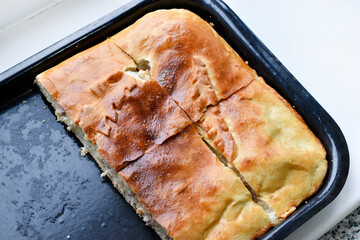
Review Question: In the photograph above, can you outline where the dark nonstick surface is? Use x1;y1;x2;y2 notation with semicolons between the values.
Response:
0;0;349;239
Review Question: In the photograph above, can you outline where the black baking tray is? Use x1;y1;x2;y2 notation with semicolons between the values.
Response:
0;0;349;239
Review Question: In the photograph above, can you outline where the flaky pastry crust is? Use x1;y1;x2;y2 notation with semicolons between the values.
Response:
198;79;327;220
111;9;257;121
36;9;328;240
120;126;271;240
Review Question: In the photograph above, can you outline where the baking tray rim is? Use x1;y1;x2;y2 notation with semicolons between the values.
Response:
0;0;350;239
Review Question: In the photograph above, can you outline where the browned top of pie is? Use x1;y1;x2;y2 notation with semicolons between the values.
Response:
37;39;190;170
36;9;328;239
111;9;257;121
198;79;327;219
120;126;271;240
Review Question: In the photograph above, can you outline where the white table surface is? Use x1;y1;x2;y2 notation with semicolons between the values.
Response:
1;0;359;239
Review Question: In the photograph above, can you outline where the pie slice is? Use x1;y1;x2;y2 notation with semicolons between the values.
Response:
110;9;257;122
197;78;328;221
36;39;191;171
119;125;271;240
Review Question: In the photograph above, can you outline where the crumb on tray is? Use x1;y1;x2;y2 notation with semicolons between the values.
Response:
80;147;89;157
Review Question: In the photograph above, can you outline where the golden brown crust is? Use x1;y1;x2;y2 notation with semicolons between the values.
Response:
93;78;191;171
111;9;256;121
198;79;328;220
38;39;136;123
119;126;270;240
37;39;191;171
36;8;328;239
